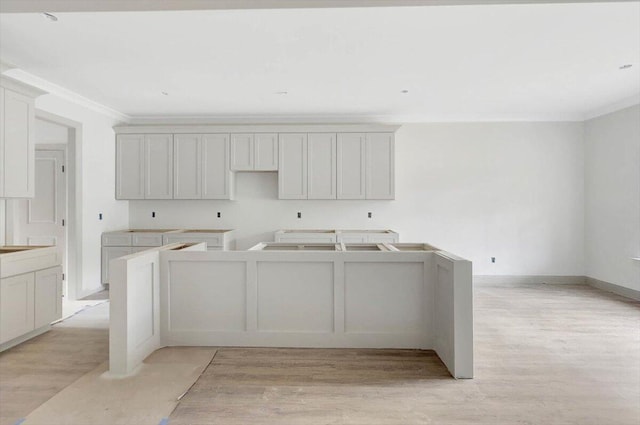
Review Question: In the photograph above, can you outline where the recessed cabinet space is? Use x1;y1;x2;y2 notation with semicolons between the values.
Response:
116;134;173;200
0;76;46;199
174;134;233;200
230;133;278;171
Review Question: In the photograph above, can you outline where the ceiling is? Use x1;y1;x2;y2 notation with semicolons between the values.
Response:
1;2;639;122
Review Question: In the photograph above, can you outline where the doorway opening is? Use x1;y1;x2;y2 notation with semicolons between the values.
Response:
6;111;82;300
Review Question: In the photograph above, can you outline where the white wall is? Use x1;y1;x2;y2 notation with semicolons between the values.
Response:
130;122;585;276
35;118;69;144
34;95;129;298
585;105;640;291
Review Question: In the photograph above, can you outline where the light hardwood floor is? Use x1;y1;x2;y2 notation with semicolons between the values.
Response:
1;283;638;425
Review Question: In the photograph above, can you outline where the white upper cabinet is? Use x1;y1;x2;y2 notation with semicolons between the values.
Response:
366;132;395;200
173;134;232;200
230;133;254;171
0;77;46;199
117;134;174;200
254;133;278;171
307;133;336;200
202;134;232;199
278;133;308;199
337;133;366;199
116;134;145;200
145;134;173;199
114;126;395;201
231;133;278;171
173;134;202;199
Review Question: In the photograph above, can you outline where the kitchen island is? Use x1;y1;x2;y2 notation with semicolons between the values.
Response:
109;241;472;378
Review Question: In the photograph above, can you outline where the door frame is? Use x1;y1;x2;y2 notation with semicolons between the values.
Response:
26;110;82;300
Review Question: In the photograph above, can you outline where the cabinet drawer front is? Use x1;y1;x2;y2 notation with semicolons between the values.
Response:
131;233;164;247
368;234;399;243
102;233;132;246
276;234;337;243
338;235;368;244
163;234;224;248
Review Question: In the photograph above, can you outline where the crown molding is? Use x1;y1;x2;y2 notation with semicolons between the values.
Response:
127;111;585;125
2;69;131;123
0;75;48;98
115;123;402;134
1;0;635;13
582;94;640;121
0;61;17;74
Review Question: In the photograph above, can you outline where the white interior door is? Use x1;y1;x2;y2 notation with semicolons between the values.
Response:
9;149;67;293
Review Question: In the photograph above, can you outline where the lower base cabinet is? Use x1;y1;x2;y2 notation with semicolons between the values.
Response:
0;266;62;346
102;247;140;284
34;267;63;329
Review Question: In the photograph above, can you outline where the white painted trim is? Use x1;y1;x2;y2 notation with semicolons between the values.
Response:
473;275;586;285
128;113;586;125
35;109;83;301
115;123;402;134
0;61;16;74
473;275;640;301
586;277;640;301
0;325;51;353
1;0;634;13
582;94;640;121
5;70;130;123
0;75;47;98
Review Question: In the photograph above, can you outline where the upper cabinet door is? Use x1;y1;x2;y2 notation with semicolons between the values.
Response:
116;134;145;200
336;133;366;200
230;133;254;171
144;134;173;199
2;89;35;198
278;133;308;199
0;89;4;197
173;134;202;199
254;133;278;171
202;134;232;199
366;133;395;200
307;133;336;200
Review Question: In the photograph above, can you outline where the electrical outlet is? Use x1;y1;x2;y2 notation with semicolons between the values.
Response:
152;211;156;218
368;212;372;218
491;257;496;263
217;212;221;218
297;212;302;219
99;213;103;220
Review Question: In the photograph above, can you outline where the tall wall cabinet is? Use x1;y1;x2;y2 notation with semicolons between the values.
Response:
0;76;46;199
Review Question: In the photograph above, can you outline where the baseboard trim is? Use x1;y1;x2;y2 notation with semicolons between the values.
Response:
76;284;106;300
585;277;640;301
0;325;51;353
473;275;585;285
